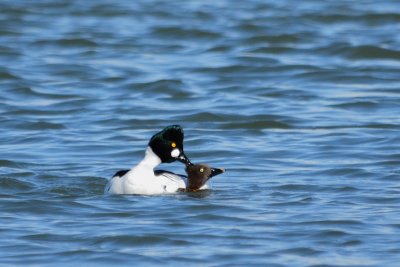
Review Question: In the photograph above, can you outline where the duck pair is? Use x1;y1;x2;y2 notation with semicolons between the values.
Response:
105;125;224;195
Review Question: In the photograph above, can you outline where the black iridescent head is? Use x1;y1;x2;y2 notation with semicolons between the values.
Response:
186;164;225;192
148;125;192;165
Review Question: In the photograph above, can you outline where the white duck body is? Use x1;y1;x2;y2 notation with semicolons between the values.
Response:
105;147;187;195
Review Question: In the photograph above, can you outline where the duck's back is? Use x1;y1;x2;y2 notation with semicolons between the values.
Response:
105;168;187;195
104;170;128;194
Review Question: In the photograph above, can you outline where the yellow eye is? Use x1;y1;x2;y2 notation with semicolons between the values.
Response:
171;142;176;148
200;168;204;173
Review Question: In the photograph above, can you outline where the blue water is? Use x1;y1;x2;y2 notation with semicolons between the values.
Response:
1;0;400;266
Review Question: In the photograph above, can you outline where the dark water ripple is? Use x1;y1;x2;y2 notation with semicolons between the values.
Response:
1;0;400;266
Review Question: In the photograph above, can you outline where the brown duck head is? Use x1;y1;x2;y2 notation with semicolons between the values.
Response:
185;164;225;192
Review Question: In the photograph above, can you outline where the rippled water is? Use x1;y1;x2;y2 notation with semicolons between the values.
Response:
1;0;400;266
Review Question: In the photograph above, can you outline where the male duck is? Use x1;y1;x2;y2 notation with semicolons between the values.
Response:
105;125;193;195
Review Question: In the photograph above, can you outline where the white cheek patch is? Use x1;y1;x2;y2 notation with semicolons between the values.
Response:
171;148;180;158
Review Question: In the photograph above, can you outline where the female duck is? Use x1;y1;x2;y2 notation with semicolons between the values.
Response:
184;164;225;192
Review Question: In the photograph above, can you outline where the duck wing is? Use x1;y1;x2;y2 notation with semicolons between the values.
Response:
154;170;187;191
154;170;186;179
112;169;130;178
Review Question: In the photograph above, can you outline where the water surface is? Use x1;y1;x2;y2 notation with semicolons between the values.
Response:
1;0;400;266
